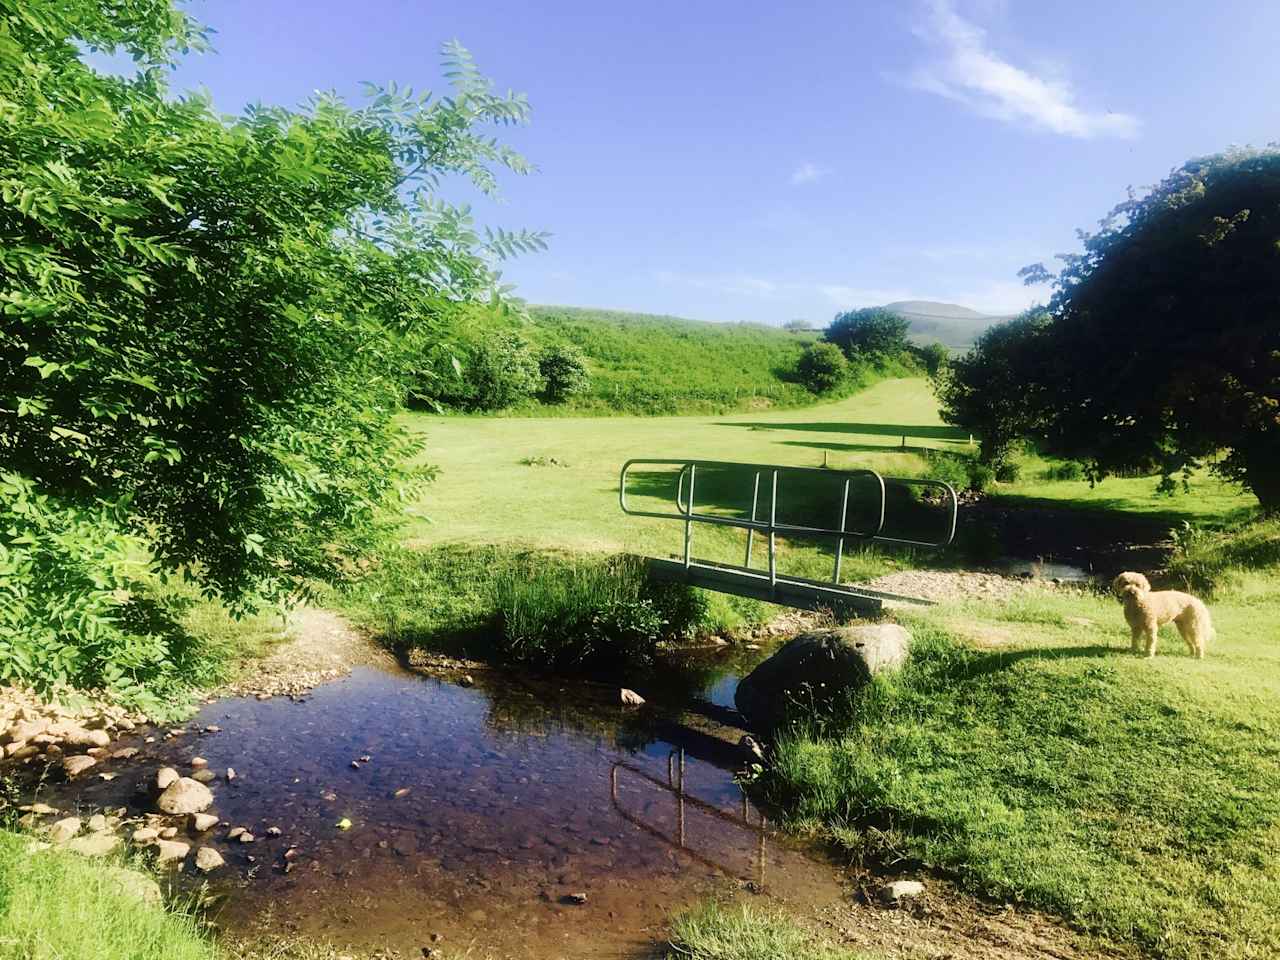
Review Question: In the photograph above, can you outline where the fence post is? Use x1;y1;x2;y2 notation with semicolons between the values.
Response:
683;464;696;568
768;470;778;586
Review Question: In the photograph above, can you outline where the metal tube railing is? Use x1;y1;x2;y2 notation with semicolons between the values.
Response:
619;460;957;581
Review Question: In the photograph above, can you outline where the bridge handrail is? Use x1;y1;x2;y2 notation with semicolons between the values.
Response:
619;458;957;586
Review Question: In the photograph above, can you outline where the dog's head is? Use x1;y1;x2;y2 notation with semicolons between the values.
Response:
1111;571;1150;600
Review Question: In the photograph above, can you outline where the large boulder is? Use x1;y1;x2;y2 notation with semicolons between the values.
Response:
734;624;911;735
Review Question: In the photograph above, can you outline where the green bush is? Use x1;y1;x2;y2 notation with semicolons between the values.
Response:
966;461;995;492
1042;461;1084;481
537;344;590;403
795;342;848;394
417;332;542;412
824;307;911;359
994;460;1022;483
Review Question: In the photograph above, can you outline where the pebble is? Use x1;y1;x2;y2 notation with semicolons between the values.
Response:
155;767;179;791
192;769;216;784
459;675;475;687
228;827;246;840
87;814;107;833
561;892;589;905
160;827;178;839
65;833;121;857
190;757;208;769
267;826;282;836
620;688;645;706
132;827;160;843
20;803;58;816
226;767;237;781
191;813;219;832
239;833;256;844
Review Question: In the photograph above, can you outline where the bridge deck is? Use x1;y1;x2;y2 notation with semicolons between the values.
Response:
646;557;936;615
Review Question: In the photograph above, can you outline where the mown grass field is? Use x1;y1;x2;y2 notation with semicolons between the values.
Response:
402;377;968;561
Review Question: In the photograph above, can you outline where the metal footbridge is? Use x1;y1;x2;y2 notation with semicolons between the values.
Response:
619;459;958;614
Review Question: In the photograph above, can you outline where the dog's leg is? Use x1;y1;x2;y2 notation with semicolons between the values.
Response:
1129;624;1143;654
1143;621;1159;658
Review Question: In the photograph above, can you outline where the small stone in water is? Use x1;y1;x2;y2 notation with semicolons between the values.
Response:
225;767;236;781
561;892;589;905
393;788;411;799
350;760;360;769
192;769;215;784
204;725;221;733
238;832;255;843
190;757;207;769
359;755;371;763
267;826;282;836
458;675;475;687
160;827;178;839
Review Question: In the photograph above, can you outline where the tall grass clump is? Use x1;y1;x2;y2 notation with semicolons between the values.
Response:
666;901;867;960
1165;515;1280;599
337;544;709;673
0;829;216;960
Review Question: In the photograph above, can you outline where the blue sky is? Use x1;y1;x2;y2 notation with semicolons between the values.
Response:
157;0;1280;323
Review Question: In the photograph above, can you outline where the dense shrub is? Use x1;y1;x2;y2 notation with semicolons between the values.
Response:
537;344;590;403
418;332;543;411
795;342;849;393
824;308;911;359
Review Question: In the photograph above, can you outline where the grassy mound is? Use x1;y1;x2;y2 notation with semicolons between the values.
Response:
0;830;215;960
667;902;869;960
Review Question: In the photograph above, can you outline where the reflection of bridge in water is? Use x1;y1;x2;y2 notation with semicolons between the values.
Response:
610;748;769;887
620;459;958;614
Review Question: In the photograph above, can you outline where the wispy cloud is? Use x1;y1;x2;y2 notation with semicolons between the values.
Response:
902;0;1138;139
789;161;829;186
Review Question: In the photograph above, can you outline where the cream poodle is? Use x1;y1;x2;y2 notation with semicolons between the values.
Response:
1111;571;1213;659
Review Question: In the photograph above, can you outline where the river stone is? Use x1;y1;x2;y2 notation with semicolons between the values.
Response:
101;866;163;905
154;839;190;864
155;767;179;791
191;768;216;783
734;624;911;735
191;813;218;832
195;847;225;873
157;777;214;814
63;755;97;777
48;817;81;843
619;688;645;707
132;827;160;843
87;813;107;832
66;832;121;857
880;879;925;903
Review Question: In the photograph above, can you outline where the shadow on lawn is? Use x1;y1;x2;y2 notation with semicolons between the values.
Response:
963;644;1119;677
718;420;969;441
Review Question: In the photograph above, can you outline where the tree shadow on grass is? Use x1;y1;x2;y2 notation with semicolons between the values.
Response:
717;420;969;440
961;644;1119;678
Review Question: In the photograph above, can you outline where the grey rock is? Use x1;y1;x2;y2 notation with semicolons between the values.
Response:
101;866;162;905
155;767;179;791
65;833;121;857
191;813;219;832
734;624;911;735
111;747;139;760
87;814;108;833
195;846;225;873
154;839;190;864
48;817;81;843
880;879;925;904
156;777;214;814
191;768;216;784
62;755;97;777
160;827;178;839
132;827;160;843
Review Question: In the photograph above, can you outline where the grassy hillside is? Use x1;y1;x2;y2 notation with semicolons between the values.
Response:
511;305;903;415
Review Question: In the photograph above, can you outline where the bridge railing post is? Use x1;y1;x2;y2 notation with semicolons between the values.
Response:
744;471;760;569
768;469;778;586
833;477;850;584
683;464;696;569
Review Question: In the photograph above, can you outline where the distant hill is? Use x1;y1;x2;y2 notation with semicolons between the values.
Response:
880;300;1014;351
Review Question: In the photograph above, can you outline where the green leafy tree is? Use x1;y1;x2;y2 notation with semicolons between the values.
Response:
537;344;590;404
917;341;949;377
1;0;544;699
1014;148;1280;508
935;311;1052;467
824;307;911;358
795;342;848;394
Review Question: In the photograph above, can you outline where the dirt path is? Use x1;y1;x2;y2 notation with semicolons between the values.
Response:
221;607;396;699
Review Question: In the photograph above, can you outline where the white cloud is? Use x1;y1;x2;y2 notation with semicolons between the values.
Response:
790;162;829;185
903;0;1138;139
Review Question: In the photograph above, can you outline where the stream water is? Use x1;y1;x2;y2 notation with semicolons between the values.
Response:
21;655;848;959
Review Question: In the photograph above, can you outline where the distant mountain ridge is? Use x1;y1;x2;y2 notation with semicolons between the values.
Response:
880;300;1013;350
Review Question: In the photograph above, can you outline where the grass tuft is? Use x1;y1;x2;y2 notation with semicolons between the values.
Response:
666;901;870;960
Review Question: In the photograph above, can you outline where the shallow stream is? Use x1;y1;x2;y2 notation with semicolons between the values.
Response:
23;653;848;959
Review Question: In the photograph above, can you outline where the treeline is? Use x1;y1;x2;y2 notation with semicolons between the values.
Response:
410;305;935;416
